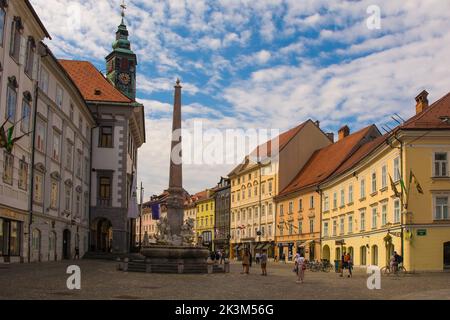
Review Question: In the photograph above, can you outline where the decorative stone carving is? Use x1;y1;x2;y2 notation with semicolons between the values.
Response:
180;218;196;246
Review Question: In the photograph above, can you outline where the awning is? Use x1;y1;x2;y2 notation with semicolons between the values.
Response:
261;243;272;250
254;243;264;250
298;240;313;248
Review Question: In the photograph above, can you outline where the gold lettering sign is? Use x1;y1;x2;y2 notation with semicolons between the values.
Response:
0;208;25;221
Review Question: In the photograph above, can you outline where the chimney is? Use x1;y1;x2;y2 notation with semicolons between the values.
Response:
415;90;429;114
326;132;334;142
315;120;320;128
338;125;350;141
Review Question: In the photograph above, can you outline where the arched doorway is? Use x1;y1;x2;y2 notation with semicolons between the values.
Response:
48;231;57;261
322;245;331;261
444;242;450;269
63;229;71;260
371;245;379;266
386;243;395;266
335;247;341;261
31;229;41;262
91;218;113;252
360;246;367;266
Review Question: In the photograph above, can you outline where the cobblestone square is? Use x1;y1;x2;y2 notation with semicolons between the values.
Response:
1;260;449;300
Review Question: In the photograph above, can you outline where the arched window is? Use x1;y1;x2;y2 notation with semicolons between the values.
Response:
371;245;378;266
360;246;367;265
9;16;23;61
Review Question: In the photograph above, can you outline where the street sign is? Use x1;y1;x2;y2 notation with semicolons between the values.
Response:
417;229;427;236
335;240;345;245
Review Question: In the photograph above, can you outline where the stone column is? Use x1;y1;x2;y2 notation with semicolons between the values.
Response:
167;79;184;237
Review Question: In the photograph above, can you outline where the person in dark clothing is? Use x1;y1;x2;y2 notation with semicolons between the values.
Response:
249;252;253;267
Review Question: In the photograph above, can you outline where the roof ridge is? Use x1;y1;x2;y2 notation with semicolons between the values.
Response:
402;91;450;127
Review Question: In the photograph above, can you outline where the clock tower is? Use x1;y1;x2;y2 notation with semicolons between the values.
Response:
106;1;137;101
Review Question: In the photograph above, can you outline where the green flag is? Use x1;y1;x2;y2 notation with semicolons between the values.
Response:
0;117;9;148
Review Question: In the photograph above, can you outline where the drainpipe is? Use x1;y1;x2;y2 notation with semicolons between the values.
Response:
28;81;39;263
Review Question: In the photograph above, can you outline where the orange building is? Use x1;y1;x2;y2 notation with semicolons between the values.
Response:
275;125;381;261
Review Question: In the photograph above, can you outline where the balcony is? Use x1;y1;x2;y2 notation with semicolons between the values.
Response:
97;198;112;208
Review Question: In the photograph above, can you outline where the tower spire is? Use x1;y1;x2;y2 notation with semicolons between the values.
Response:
120;0;127;23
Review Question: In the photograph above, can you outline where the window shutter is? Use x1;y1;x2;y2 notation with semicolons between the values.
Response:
32;52;40;80
19;35;27;65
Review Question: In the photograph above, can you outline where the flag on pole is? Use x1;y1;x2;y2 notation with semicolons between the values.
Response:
398;171;408;196
389;174;401;198
410;170;424;194
151;202;160;220
127;173;139;219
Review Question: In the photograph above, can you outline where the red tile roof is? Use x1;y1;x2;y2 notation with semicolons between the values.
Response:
229;120;313;177
401;92;450;130
278;125;380;197
59;60;132;104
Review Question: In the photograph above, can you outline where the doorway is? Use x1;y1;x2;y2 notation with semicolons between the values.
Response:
444;242;450;269
63;229;71;260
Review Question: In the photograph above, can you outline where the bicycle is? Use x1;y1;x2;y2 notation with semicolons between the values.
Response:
320;260;333;273
381;263;407;276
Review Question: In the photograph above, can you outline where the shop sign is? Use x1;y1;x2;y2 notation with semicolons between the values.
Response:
417;229;427;236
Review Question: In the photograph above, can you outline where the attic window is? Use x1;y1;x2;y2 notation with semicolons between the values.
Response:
94;89;102;95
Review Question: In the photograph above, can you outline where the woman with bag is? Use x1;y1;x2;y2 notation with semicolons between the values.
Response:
295;253;306;283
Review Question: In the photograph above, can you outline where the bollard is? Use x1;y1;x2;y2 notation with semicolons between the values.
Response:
224;259;230;273
123;258;129;272
207;258;214;274
116;258;122;271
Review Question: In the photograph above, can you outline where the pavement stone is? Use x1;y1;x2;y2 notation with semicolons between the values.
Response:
0;260;449;300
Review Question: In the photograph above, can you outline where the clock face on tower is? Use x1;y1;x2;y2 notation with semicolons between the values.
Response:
118;72;131;85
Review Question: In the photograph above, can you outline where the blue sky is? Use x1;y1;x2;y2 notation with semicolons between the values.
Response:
31;0;450;198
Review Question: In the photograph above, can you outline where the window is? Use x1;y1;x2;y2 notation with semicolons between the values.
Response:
39;67;49;94
333;192;337;209
279;204;284;216
36;119;46;153
360;178;366;199
339;217;344;235
0;8;5;46
348;215;353;233
381;165;387;189
288;201;293;214
99;126;113;148
50;181;58;208
76;152;82;178
66;143;73;170
9;17;22;61
268;181;273;193
360;209;366;231
268;225;272;237
372;207;377;229
289;223;293;235
242;189;245;200
24;37;36;77
232;194;235;203
6;84;17;121
434;196;449;220
298;199;303;211
394;199;401;223
237;192;240;201
65;185;72;212
34;174;43;203
78;116;83;132
254;185;257;196
18;160;28;190
348;185;354;203
380;204;387;226
434;153;448;177
52;132;61;162
268;203;273;215
261;205;266;216
310;196;314;209
99;177;111;206
242;211;246;221
393;157;400;182
298;221;303;234
371;171;377;194
248;188;251;198
310;219;314;234
56;85;64;108
324;194;329;211
21;99;31;133
69;104;74;121
324;222;329;237
332;220;337;236
2;152;13;185
340;189;345;207
262;183;265;194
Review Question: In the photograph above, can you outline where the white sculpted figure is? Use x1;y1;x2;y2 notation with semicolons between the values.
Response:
154;216;172;243
180;218;196;246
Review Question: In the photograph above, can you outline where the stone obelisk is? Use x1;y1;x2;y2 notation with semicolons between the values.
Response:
166;79;184;237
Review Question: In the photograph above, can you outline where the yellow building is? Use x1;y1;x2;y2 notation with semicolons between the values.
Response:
229;120;333;259
275;125;381;262
321;90;450;271
195;190;216;251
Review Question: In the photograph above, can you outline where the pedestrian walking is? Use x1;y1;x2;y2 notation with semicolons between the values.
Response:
282;252;287;264
241;249;250;274
249;251;253;268
295;253;306;283
74;246;80;260
260;250;268;276
255;252;261;264
340;252;347;277
347;253;353;278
